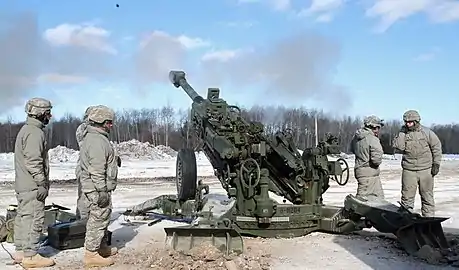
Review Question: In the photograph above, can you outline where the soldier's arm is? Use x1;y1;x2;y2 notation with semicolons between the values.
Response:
23;131;46;187
75;123;88;148
428;130;442;165
392;130;406;152
369;138;383;166
87;141;108;192
349;136;356;154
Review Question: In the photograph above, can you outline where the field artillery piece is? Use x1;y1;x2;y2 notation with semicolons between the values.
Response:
155;70;450;259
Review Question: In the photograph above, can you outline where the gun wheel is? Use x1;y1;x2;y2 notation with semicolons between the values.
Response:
334;158;350;186
176;149;198;201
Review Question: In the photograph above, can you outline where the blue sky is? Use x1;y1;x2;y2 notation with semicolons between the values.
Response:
0;0;458;125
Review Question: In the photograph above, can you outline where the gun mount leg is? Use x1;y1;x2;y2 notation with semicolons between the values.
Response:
164;226;244;256
343;194;450;256
176;149;197;201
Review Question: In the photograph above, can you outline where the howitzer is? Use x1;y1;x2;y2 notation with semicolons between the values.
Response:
163;70;450;260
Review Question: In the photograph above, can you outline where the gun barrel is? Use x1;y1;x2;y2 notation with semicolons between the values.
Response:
169;70;204;103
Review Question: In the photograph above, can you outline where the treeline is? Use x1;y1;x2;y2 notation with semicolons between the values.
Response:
0;106;458;154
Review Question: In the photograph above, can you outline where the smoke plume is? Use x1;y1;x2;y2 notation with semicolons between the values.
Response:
0;13;42;113
199;32;352;111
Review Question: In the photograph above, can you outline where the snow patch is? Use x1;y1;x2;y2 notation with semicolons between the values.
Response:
44;139;179;164
113;139;177;160
48;145;79;163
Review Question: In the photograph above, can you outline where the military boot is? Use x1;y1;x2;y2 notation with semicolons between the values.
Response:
99;245;118;257
12;251;23;264
84;250;114;268
22;253;55;268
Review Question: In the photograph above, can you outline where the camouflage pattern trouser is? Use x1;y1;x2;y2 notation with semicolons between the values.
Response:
14;190;45;257
76;176;89;220
356;176;385;200
401;168;435;217
83;192;112;251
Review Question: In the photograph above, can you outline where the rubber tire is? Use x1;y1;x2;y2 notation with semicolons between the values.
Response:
176;148;197;201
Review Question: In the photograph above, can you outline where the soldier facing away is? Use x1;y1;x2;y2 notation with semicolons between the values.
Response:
392;110;442;217
350;115;385;200
79;105;119;267
75;106;96;220
13;98;55;268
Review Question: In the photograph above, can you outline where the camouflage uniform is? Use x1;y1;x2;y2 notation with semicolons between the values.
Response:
392;110;442;217
79;105;119;267
75;106;95;220
76;106;122;220
350;115;385;200
13;98;55;268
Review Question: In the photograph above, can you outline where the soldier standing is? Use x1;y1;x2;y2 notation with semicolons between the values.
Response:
392;110;442;217
75;106;121;220
75;106;95;220
13;98;55;268
79;105;119;267
350;115;385;200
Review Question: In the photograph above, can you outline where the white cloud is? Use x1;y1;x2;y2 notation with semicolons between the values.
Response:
429;1;459;22
237;0;291;11
412;47;441;62
298;0;345;22
176;35;211;49
270;0;291;11
139;31;210;50
43;23;117;54
366;0;459;33
305;0;345;14
201;49;245;62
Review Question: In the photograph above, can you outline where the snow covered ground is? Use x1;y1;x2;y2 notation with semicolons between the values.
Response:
0;140;458;269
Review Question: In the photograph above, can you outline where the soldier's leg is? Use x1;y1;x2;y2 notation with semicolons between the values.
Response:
76;179;81;219
13;193;25;262
356;177;371;198
356;176;384;199
20;191;55;268
76;177;89;220
83;192;113;267
98;197;117;258
401;169;419;211
372;175;385;200
418;169;435;217
14;194;24;251
84;192;112;251
20;191;45;257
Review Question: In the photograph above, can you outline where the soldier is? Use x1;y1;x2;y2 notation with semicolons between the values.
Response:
75;106;122;220
392;110;442;217
13;98;55;268
75;106;95;220
79;105;119;267
350;115;385;200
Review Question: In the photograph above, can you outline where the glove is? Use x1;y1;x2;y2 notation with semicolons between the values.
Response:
97;191;110;208
400;126;407;133
431;163;440;176
117;156;122;167
36;186;48;201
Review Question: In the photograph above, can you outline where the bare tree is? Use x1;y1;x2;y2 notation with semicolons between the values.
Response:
0;106;456;154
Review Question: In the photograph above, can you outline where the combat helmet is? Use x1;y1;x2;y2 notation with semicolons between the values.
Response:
403;110;420;122
83;105;97;121
363;115;384;128
87;105;115;124
24;98;52;116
